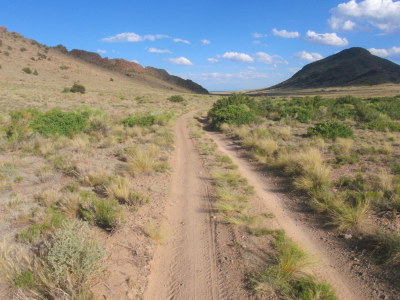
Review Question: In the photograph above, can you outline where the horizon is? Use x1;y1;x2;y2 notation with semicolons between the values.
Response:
1;0;400;91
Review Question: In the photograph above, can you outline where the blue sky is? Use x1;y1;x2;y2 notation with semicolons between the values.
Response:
1;0;400;91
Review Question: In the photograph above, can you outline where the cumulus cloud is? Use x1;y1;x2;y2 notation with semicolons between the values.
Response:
173;38;190;44
253;52;282;64
272;28;300;38
96;49;107;54
222;52;254;63
102;32;169;42
306;30;348;46
207;58;219;63
295;51;324;62
329;0;400;32
201;39;211;45
252;32;267;38
220;51;286;64
168;57;193;65
147;47;171;53
190;71;269;81
369;46;400;58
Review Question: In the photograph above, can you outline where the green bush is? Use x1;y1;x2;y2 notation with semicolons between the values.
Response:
210;104;257;128
31;109;89;137
308;121;353;139
70;83;86;94
22;67;32;74
121;115;156;127
208;94;259;128
168;95;184;103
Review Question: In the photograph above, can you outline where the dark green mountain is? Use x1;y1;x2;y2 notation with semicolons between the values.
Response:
271;47;400;89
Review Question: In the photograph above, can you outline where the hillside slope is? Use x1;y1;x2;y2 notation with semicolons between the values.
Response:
0;28;207;113
271;47;400;89
64;48;208;94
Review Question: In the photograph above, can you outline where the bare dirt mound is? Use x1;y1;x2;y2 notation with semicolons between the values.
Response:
144;113;246;300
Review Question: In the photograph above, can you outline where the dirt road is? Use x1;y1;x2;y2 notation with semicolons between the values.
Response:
144;113;223;300
145;113;368;300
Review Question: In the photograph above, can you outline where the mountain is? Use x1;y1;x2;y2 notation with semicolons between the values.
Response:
270;47;400;89
58;48;208;94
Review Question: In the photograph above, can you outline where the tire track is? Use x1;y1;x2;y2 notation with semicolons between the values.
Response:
144;113;223;300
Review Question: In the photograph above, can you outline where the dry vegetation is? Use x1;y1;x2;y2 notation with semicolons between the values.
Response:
209;94;400;289
0;29;216;299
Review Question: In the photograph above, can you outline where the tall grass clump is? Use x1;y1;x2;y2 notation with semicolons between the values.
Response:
79;196;124;231
251;231;337;299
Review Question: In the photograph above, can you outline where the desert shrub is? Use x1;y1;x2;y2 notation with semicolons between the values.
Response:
308;121;353;139
20;47;26;52
22;67;32;74
59;65;69;70
122;114;156;127
364;120;400;132
168;95;184;102
1;221;105;299
31;109;89;137
208;94;259;128
70;83;86;94
209;104;257;128
32;69;38;76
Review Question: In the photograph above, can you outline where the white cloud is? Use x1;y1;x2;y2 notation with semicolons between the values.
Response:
131;60;139;64
173;38;190;44
329;17;356;31
96;49;107;54
168;57;193;65
190;71;269;81
207;58;219;63
220;51;286;64
252;32;267;38
252;40;262;45
201;39;211;45
222;52;254;63
255;52;288;64
272;28;300;38
147;47;171;53
329;0;400;33
295;51;324;62
369;46;400;58
306;30;348;46
102;32;169;42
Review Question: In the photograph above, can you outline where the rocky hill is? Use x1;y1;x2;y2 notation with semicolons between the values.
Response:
59;48;208;94
270;47;400;89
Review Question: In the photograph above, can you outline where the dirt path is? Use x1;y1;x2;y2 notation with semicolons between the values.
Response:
207;131;368;300
144;113;223;300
